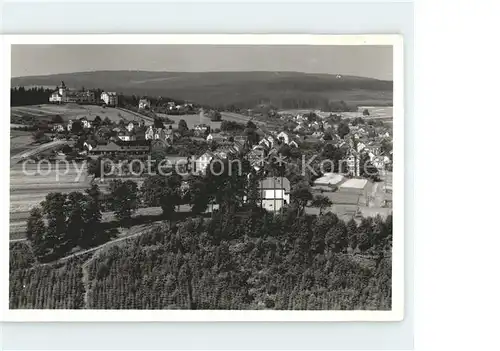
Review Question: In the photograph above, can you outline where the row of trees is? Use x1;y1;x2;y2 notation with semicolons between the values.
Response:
11;87;52;106
26;185;106;261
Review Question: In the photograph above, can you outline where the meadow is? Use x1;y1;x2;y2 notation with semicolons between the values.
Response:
11;104;149;124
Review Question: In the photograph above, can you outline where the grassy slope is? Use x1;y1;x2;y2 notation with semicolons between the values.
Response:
12;71;393;107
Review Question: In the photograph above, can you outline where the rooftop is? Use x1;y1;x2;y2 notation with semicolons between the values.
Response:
259;177;291;192
313;173;345;186
339;178;369;190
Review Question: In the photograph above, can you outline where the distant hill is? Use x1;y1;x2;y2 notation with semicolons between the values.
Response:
11;71;393;109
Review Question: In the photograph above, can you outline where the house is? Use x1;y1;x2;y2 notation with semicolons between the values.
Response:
289;140;299;148
247;146;267;171
88;140;151;158
345;150;361;177
52;124;65;133
230;140;245;155
356;142;366;153
101;92;118;106
293;124;306;132
206;133;227;143
126;121;138;133
309;121;322;130
323;121;336;131
257;177;291;212
83;140;98;152
117;130;136;142
195;152;215;175
365;142;382;155
138;98;151;110
370;154;391;173
295;114;306;122
79;117;92;129
194;124;210;135
145;125;155;140
312;131;324;139
277;131;290;145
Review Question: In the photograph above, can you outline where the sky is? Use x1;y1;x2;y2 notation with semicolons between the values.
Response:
11;45;393;80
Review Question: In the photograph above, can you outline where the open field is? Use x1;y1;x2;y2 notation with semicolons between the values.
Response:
11;104;152;125
278;106;393;120
10;139;69;165
357;106;393;118
10;163;92;214
10;130;34;156
157;112;222;129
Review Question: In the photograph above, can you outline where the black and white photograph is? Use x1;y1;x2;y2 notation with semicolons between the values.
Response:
3;35;403;321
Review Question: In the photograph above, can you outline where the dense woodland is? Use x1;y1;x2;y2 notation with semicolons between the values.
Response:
11;87;52;106
10;208;392;310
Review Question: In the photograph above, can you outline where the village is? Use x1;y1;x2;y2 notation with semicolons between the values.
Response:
8;42;398;314
10;81;393;235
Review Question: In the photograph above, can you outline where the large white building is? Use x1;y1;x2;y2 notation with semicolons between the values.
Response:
101;92;118;106
49;81;96;104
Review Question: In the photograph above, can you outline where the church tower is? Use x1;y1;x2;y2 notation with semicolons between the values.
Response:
58;81;67;101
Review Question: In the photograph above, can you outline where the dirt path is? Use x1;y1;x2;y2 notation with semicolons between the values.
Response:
116;107;154;124
10;139;67;165
81;251;97;309
34;222;163;268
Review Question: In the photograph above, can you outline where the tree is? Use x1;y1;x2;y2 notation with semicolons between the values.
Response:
311;195;333;215
26;206;45;243
321;144;347;173
244;120;259;145
41;193;69;256
51;115;64;124
109;180;139;222
93;116;102;127
87;158;110;179
178;119;188;134
209;110;222;122
185;176;211;214
323;132;333;141
360;152;380;181
32;130;46;143
61;144;72;154
65;192;88;248
337;122;350;139
346;218;358;250
82;184;104;247
71;120;84;134
363;109;370;116
102;117;112;125
154;118;165;129
141;174;181;220
291;183;313;215
278;144;291;158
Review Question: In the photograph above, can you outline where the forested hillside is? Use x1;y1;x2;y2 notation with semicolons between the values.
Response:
12;71;393;109
10;209;392;310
